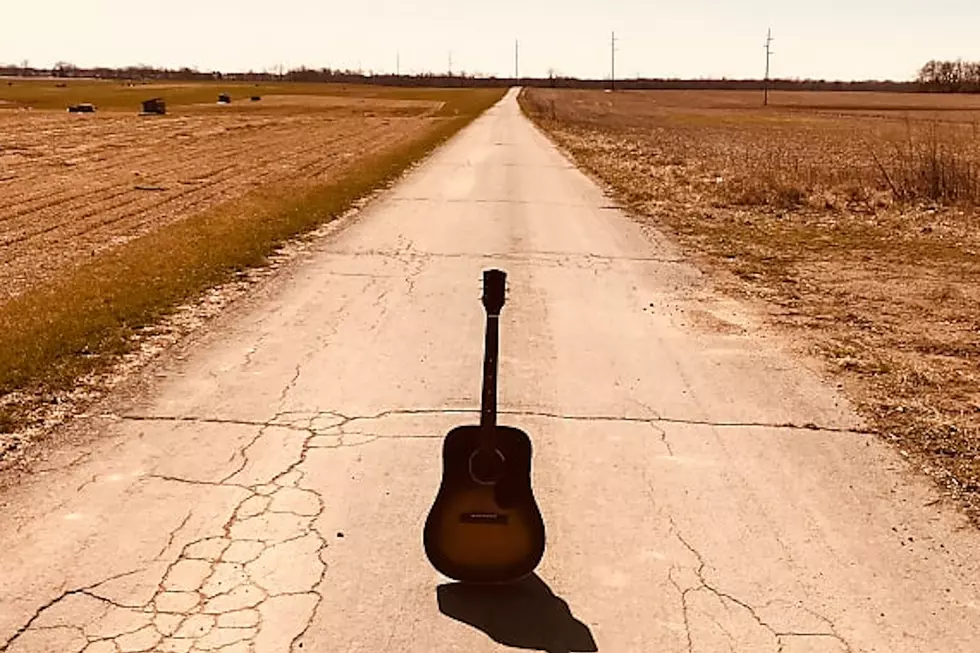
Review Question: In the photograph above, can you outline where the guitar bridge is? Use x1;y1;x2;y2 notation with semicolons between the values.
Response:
460;512;509;525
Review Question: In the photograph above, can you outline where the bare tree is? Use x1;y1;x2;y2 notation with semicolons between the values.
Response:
966;62;980;90
917;60;939;86
53;61;77;77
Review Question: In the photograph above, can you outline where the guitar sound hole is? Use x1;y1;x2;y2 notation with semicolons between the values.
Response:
469;449;506;485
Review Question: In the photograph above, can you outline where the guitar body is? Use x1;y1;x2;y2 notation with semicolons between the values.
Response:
424;425;545;584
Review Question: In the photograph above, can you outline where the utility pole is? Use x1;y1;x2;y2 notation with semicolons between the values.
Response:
611;31;617;91
764;28;774;106
515;39;519;81
396;51;400;76
448;51;453;76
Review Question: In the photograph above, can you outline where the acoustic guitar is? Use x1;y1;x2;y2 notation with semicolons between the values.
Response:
423;269;546;584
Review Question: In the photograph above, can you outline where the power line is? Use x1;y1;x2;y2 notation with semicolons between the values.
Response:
764;28;774;106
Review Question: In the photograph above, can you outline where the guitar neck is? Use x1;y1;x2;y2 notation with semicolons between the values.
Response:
479;313;500;440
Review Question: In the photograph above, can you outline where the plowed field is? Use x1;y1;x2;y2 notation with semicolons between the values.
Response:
0;100;440;301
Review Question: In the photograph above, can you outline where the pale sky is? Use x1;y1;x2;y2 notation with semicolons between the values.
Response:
2;1;977;81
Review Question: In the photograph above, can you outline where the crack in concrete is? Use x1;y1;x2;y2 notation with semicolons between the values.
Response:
219;423;274;485
1;592;89;653
242;331;271;369
251;416;329;652
123;415;276;429
0;568;147;653
667;517;854;653
776;632;855;653
34;451;93;475
667;565;695;653
648;422;675;457
7;455;330;651
76;473;100;494
277;364;304;409
403;254;426;298
320;271;400;280
324;247;686;267
365;278;394;333
500;409;871;436
157;511;194;560
119;407;870;438
703;609;740;653
146;474;251;490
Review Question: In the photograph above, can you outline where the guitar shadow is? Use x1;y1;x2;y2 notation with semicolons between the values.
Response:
437;573;598;653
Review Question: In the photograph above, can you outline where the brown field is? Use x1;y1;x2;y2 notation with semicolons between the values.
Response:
0;96;441;302
521;88;980;524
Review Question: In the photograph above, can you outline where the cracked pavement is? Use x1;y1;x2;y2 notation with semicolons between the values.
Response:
3;89;980;652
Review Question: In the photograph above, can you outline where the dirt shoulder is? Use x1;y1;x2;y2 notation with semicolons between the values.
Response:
520;88;980;525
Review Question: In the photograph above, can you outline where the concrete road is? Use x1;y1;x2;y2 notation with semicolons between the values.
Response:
2;88;979;653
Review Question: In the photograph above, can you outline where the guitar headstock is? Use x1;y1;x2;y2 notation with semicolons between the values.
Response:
481;269;507;317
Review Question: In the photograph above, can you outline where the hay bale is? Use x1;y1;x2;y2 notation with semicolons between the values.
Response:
218;93;231;104
140;98;166;115
67;103;96;113
250;95;261;101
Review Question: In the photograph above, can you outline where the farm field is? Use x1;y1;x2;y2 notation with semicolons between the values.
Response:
0;78;470;112
520;87;980;523
0;97;441;301
0;81;473;302
0;79;503;447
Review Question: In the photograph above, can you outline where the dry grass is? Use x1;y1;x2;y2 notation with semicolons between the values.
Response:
521;88;980;524
523;89;980;211
0;86;504;448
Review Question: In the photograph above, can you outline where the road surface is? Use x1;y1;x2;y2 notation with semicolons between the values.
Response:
2;88;978;653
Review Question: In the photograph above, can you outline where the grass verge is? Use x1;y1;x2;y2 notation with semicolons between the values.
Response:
0;87;505;442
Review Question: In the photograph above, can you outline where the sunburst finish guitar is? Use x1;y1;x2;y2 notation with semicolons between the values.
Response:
423;269;546;584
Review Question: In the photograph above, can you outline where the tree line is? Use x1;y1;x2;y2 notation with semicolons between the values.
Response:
3;61;974;93
917;60;980;92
